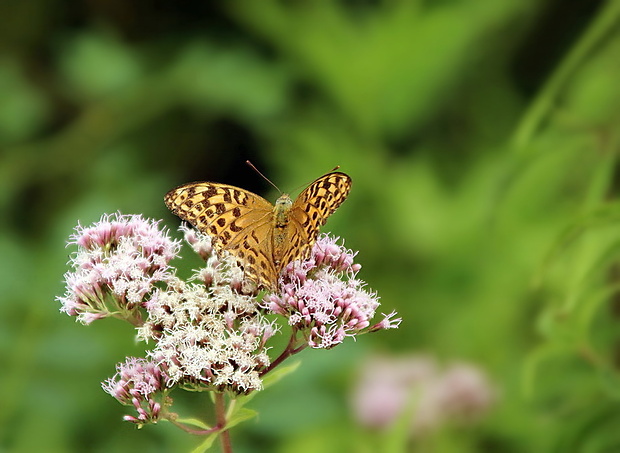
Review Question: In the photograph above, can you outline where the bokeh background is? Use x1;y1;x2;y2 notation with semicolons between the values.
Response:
2;1;620;452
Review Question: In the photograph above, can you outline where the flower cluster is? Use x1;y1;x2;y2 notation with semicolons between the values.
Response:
351;355;495;434
265;235;400;348
139;280;274;393
102;357;170;424
58;213;399;427
57;213;180;324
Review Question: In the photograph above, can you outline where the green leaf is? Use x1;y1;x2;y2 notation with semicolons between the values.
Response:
537;201;620;286
522;343;573;398
175;417;211;430
189;433;218;453
225;408;258;430
597;366;620;400
262;361;301;389
578;284;620;342
225;361;301;413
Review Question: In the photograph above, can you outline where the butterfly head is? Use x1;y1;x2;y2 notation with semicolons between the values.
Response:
275;193;292;206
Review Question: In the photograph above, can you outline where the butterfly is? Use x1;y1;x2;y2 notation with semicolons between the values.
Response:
164;170;352;291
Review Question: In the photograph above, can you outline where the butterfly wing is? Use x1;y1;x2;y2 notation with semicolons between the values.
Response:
280;171;352;270
165;171;352;291
164;182;278;287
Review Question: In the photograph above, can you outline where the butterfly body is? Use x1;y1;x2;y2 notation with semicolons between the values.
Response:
274;194;293;228
165;171;352;291
271;194;293;267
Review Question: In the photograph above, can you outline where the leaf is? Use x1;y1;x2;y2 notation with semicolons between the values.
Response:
224;360;301;414
578;284;620;342
216;361;300;430
522;343;573;398
190;433;218;453
597;366;620;400
225;408;258;430
174;417;211;430
262;361;301;389
536;201;620;287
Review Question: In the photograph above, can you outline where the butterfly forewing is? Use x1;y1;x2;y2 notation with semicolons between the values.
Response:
164;171;352;291
165;182;272;247
281;172;352;271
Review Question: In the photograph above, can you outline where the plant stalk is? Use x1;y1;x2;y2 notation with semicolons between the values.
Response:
215;392;233;453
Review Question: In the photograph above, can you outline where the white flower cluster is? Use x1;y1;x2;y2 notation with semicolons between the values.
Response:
138;275;273;393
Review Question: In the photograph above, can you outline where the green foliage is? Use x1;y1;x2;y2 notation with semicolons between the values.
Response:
0;60;49;144
2;0;620;452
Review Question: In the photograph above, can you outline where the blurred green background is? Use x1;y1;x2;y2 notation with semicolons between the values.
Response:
2;0;620;452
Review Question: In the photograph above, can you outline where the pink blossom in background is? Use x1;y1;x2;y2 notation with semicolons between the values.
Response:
351;355;495;435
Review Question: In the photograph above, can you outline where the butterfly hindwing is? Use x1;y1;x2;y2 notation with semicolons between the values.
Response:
226;218;277;288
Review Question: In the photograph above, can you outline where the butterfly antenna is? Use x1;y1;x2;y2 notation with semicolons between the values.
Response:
246;160;281;194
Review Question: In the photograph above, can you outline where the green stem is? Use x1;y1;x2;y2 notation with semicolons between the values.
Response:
215;393;233;453
167;418;219;436
259;328;303;377
511;0;620;150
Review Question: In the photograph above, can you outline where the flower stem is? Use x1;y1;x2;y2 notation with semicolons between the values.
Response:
110;310;143;327
167;418;219;436
260;329;305;376
215;392;233;453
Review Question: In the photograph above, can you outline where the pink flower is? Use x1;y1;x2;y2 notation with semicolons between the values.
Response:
102;356;170;424
180;224;213;261
353;355;437;428
265;235;400;348
57;213;181;324
351;355;495;435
